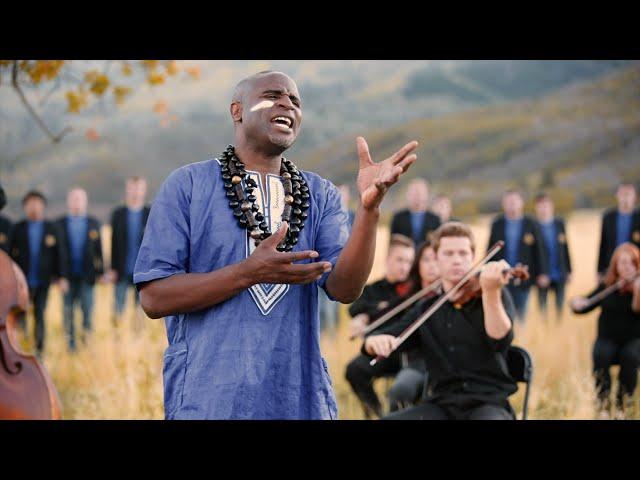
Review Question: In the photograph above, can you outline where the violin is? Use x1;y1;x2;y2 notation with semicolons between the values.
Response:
0;250;62;419
619;273;639;294
370;240;520;366
574;273;640;311
449;263;530;308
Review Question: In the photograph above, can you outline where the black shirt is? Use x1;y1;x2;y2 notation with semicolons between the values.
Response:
55;215;105;284
8;219;69;286
487;214;549;286
109;205;151;278
348;278;404;319
573;283;640;342
390;209;441;245
0;214;11;254
597;208;640;275
363;288;518;407
350;278;427;368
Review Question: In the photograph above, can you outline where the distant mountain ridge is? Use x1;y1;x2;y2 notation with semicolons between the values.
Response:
0;60;636;221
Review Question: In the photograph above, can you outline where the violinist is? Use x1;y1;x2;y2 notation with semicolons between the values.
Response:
386;239;441;412
363;222;519;420
345;234;415;418
570;242;640;413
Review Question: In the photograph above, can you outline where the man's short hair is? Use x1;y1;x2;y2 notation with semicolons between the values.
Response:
535;192;552;203
388;234;415;254
431;221;476;254
22;190;47;206
127;176;146;183
617;182;637;193
503;188;522;198
409;177;430;190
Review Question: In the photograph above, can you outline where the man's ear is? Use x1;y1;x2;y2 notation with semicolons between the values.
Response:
230;102;242;123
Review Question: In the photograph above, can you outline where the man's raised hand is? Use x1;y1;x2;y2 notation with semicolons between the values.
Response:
356;136;418;211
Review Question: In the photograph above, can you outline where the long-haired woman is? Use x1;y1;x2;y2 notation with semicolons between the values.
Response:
571;242;640;413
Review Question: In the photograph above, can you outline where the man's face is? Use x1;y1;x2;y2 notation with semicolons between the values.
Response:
24;197;45;221
407;181;429;212
126;179;147;205
502;192;524;219
432;197;451;221
419;246;440;284
67;188;88;216
233;73;302;154
386;245;415;283
616;185;637;212
535;198;554;221
436;236;474;284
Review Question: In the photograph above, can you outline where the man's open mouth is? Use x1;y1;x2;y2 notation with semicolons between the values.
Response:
271;115;293;131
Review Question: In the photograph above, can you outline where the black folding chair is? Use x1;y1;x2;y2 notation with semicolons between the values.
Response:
506;345;534;420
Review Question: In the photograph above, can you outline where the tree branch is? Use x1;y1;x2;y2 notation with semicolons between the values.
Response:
38;76;61;107
11;61;72;143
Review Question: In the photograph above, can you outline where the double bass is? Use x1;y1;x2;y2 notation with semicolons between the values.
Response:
0;250;62;419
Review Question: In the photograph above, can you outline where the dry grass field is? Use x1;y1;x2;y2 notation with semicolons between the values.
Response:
17;209;639;419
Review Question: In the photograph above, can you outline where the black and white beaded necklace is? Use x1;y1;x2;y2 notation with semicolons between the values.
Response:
219;145;310;252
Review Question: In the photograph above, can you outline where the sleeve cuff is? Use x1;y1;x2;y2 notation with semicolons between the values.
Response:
133;268;185;287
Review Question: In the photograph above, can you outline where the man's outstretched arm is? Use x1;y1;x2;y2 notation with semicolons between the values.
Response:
325;137;418;303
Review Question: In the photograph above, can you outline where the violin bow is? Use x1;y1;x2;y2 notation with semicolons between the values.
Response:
369;240;505;366
350;279;444;341
579;273;640;310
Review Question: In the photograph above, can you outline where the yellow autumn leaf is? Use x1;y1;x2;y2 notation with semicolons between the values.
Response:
165;60;179;76
92;76;110;96
147;72;166;85
27;60;64;84
85;71;110;96
185;65;201;80
66;89;88;113
113;85;132;105
121;62;133;76
141;60;159;71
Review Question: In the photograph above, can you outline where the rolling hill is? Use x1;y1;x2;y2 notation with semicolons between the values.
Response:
0;60;636;220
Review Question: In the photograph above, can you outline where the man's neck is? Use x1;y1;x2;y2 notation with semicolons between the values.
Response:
126;202;143;211
442;279;455;293
385;275;400;285
409;207;426;214
422;278;436;289
234;141;283;176
618;206;633;215
505;213;523;221
537;215;553;224
28;217;43;223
